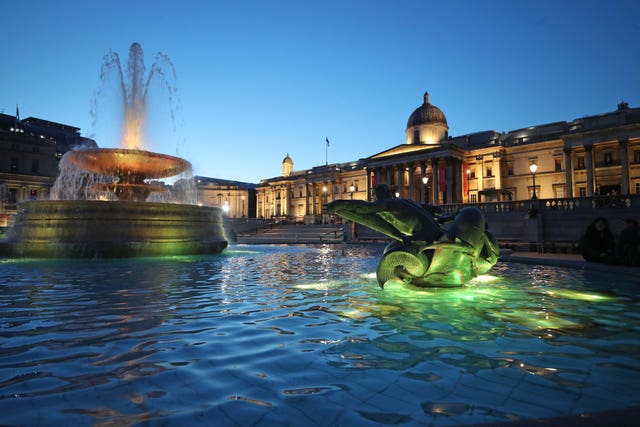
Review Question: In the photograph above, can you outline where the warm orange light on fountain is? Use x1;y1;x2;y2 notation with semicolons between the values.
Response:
121;109;147;150
65;148;191;201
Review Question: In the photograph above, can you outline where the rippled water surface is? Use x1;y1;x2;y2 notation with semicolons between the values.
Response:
1;244;640;426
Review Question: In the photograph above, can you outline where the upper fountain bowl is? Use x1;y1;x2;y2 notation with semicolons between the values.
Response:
65;148;191;179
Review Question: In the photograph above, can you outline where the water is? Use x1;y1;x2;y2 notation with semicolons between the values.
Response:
1;244;639;426
90;42;179;152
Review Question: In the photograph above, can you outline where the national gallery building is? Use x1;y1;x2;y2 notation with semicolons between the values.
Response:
253;92;640;222
2;93;639;225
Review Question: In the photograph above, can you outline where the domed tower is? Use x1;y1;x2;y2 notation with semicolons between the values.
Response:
282;153;293;177
405;92;448;145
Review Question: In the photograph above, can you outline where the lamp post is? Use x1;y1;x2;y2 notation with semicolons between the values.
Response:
529;162;538;199
322;185;327;222
422;175;429;203
466;168;471;202
349;183;355;199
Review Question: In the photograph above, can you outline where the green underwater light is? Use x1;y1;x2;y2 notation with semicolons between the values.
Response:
470;274;502;283
293;280;348;290
543;289;616;302
223;248;263;255
490;309;583;330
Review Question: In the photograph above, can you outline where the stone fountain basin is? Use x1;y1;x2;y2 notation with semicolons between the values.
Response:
65;148;191;179
1;200;228;258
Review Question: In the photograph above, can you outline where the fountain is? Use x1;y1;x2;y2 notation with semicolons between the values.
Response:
0;43;227;258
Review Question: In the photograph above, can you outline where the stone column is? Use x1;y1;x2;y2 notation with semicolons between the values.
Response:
563;147;573;197
408;163;415;201
432;158;439;204
310;183;316;215
305;183;310;215
585;145;594;196
385;166;391;188
396;165;403;197
445;159;454;204
282;186;287;217
620;139;630;194
420;160;427;204
493;155;502;193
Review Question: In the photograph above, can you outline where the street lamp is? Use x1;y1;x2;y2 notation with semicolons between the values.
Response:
422;175;429;203
349;183;355;199
322;185;328;222
466;168;471;202
529;162;538;199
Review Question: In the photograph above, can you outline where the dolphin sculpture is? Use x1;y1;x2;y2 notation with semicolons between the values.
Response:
326;185;498;288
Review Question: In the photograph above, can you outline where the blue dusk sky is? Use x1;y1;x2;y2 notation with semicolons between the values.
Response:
1;0;639;183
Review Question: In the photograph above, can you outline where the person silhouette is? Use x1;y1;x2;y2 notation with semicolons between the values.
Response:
579;216;615;263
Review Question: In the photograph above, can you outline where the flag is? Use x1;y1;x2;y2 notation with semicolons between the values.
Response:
326;137;330;147
438;163;447;193
463;162;468;196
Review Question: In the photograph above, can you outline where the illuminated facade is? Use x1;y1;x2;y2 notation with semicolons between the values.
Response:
0;114;96;226
255;155;367;223
195;176;256;218
256;93;640;221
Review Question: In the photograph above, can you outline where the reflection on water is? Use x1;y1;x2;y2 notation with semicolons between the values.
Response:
1;244;639;426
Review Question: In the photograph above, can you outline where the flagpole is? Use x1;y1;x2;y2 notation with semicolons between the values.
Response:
14;104;20;131
325;137;329;165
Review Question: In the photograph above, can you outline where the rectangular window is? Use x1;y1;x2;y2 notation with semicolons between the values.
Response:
470;194;477;203
604;152;613;165
554;158;562;172
636;183;640;194
577;156;585;169
554;186;565;198
485;166;493;177
634;150;640;163
507;162;514;176
10;158;19;172
31;159;39;173
8;188;17;203
579;187;586;197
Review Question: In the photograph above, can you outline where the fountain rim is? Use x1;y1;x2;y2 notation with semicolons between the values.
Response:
64;148;192;179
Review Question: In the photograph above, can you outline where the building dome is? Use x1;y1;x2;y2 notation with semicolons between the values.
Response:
405;92;449;145
282;153;293;177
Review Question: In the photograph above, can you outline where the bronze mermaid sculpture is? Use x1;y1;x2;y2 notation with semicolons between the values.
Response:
327;184;498;288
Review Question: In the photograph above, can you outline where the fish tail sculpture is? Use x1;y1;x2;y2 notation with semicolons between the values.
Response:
376;242;430;288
